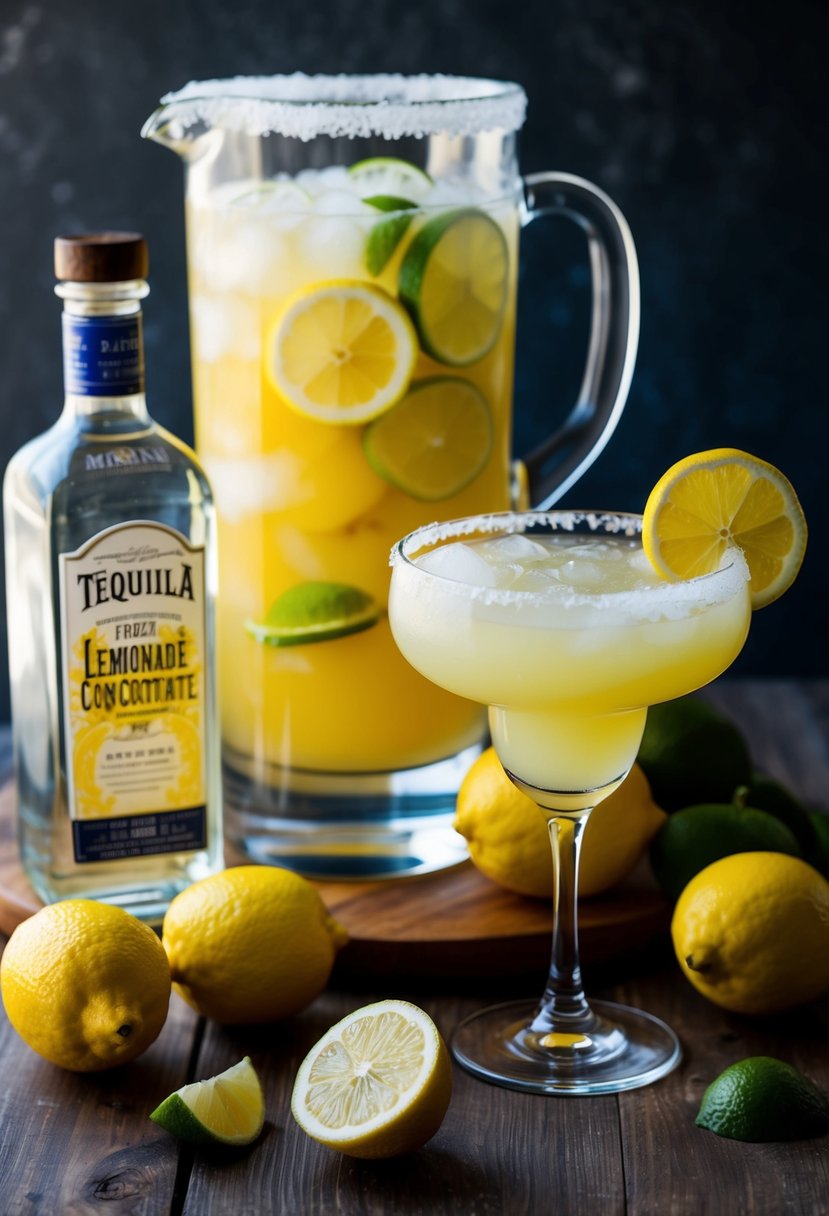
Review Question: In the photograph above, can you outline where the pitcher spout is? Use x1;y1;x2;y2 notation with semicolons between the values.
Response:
140;101;217;161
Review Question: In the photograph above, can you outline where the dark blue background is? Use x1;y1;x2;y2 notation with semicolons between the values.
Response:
0;0;825;720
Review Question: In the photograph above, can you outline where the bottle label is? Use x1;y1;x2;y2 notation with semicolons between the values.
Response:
62;313;145;397
59;521;208;864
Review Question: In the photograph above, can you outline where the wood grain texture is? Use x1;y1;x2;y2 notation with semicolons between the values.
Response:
0;680;826;1215
0;788;670;975
617;969;829;1216
0;983;199;1216
182;992;627;1216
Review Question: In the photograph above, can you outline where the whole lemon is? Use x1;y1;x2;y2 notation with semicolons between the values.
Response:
162;865;348;1024
0;900;171;1071
672;852;829;1014
454;748;666;898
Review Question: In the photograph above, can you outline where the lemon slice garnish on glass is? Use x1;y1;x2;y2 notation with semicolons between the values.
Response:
245;581;382;647
265;280;418;425
399;208;509;367
150;1057;265;1147
291;1000;452;1159
642;448;807;609
364;376;492;501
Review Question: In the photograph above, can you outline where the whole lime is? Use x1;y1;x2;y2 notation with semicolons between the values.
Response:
637;696;752;812
810;812;829;879
650;802;800;903
696;1057;829;1142
742;772;818;855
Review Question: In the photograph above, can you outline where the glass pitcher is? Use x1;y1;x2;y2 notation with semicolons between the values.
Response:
142;74;639;879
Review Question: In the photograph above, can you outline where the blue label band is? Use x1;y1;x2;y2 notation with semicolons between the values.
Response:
62;313;144;397
72;806;207;863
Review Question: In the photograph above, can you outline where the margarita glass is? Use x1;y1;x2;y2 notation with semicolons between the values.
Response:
389;510;751;1094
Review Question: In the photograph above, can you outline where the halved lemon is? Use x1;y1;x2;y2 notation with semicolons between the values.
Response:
399;208;509;367
364;376;492;501
266;281;418;425
642;448;807;609
291;999;452;1159
149;1057;265;1147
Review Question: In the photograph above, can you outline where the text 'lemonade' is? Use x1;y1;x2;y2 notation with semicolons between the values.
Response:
389;511;752;1095
188;164;519;781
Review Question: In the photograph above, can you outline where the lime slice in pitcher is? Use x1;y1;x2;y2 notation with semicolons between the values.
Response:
348;157;433;199
364;196;418;276
245;581;382;647
398;209;509;367
364;377;492;501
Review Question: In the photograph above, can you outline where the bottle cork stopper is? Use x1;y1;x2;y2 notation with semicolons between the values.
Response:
54;233;149;282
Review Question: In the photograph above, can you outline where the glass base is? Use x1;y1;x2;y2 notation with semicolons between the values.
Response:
451;998;681;1095
222;743;479;879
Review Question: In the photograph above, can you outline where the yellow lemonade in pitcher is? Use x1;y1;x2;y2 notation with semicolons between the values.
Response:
186;160;519;775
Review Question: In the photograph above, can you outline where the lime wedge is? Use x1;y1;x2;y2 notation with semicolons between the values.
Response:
364;376;492;501
364;196;418;276
398;208;509;367
347;157;432;199
149;1057;265;1147
246;581;382;647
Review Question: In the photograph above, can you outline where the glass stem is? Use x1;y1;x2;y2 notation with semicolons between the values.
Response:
531;808;594;1034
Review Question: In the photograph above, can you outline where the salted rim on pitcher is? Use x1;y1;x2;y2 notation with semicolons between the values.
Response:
148;74;528;141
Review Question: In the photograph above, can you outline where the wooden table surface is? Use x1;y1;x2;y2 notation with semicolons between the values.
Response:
1;680;827;1216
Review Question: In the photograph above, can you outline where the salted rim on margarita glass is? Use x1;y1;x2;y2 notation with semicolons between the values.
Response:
391;510;751;619
145;74;528;141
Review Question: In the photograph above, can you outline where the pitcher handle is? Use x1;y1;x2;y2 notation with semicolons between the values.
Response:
518;172;640;508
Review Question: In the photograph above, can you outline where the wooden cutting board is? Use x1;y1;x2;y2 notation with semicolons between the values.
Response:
0;779;670;977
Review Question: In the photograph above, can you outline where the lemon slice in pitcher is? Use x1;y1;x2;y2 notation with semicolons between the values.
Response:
364;376;493;501
642;448;807;609
266;281;418;425
399;209;509;367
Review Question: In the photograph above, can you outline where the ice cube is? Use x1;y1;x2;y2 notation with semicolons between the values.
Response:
299;216;366;275
190;296;231;363
416;541;500;587
559;559;606;588
487;534;551;562
295;165;351;195
190;295;259;363
312;189;372;217
203;223;292;294
508;568;559;592
201;451;306;521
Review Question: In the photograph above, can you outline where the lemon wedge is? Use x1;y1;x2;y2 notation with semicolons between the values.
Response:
642;448;807;609
291;1000;452;1158
265;280;418;425
150;1057;265;1147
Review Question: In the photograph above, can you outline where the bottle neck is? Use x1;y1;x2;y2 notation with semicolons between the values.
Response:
57;279;151;427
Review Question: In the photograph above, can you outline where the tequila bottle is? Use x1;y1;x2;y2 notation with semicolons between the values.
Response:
3;232;223;923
